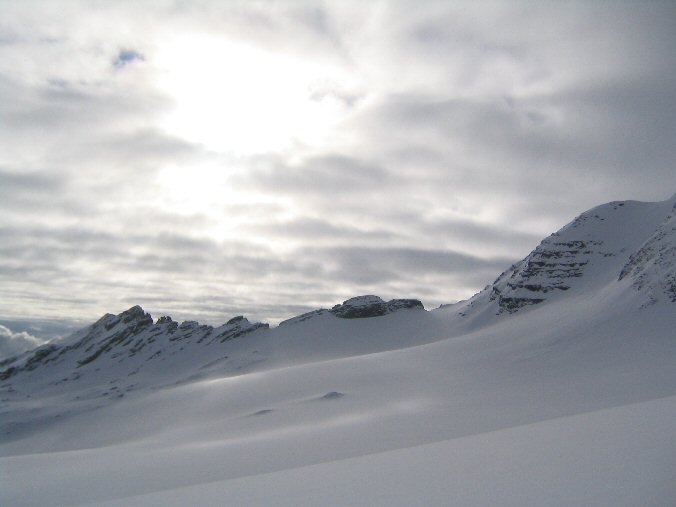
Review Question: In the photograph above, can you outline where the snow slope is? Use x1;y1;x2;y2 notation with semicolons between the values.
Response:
85;395;676;507
1;194;675;506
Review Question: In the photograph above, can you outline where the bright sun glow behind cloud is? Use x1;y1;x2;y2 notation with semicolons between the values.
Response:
155;35;356;156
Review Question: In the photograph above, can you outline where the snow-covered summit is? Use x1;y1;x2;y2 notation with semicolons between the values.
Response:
457;195;676;318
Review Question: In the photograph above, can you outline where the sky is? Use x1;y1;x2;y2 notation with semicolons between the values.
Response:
1;0;675;344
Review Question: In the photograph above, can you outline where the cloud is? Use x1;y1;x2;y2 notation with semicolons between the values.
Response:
244;154;392;197
0;324;46;360
0;168;63;210
308;245;513;295
244;216;396;245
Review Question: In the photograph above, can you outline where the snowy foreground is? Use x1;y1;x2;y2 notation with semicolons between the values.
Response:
2;195;676;506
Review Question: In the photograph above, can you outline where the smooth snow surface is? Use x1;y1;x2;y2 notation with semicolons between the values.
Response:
86;395;676;507
1;195;675;506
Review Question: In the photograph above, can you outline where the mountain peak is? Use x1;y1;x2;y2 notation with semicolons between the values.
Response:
95;305;153;332
458;195;676;319
124;304;146;315
120;305;151;322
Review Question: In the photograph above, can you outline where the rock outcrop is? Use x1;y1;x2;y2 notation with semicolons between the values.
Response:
280;295;424;325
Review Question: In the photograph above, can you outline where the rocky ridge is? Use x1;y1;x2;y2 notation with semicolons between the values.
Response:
0;306;269;403
0;295;426;403
280;295;425;325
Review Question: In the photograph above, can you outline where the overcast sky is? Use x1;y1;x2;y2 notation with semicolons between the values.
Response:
1;0;675;341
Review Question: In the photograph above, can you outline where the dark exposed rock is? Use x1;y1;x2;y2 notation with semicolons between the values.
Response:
121;305;153;326
279;296;424;325
330;295;424;319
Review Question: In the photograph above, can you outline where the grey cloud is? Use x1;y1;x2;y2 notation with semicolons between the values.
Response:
238;146;549;256
0;82;183;218
243;217;397;244
238;153;423;226
0;225;226;277
550;79;676;181
248;154;392;196
0;72;172;144
3;77;113;130
0;169;62;202
290;4;330;35
321;246;512;282
344;83;676;232
412;214;543;256
87;128;203;167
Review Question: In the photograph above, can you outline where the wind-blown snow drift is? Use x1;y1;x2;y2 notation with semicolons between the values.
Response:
1;194;675;507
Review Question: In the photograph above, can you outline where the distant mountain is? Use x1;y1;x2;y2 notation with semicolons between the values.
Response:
0;296;432;409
